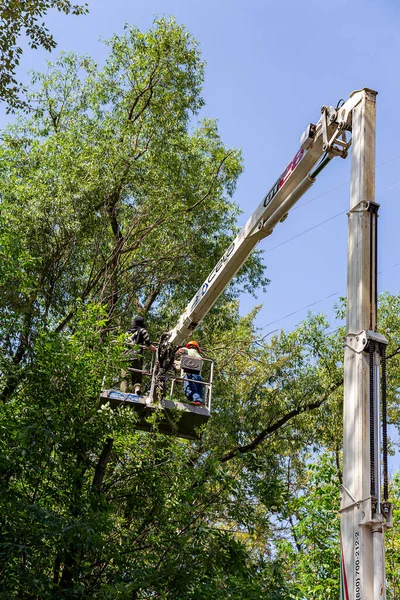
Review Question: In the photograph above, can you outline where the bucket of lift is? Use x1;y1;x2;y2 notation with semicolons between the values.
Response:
100;352;213;440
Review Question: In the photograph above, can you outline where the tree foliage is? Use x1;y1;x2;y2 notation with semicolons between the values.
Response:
0;0;88;110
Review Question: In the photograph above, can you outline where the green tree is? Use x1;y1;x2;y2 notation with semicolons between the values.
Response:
386;473;400;599
1;288;399;596
275;456;400;600
0;0;88;110
0;18;275;599
277;453;341;600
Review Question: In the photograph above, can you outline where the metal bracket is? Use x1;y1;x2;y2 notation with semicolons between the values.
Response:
321;105;352;158
364;330;388;347
340;494;392;528
340;483;357;504
343;331;368;354
340;492;376;517
362;501;393;530
348;200;380;214
358;497;379;525
381;501;393;528
344;330;388;354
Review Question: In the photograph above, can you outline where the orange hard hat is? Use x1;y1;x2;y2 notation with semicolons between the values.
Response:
186;340;200;351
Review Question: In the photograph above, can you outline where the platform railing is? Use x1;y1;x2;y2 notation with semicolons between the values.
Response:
125;345;213;412
167;357;213;411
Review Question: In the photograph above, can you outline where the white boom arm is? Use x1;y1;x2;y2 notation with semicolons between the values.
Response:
167;91;363;346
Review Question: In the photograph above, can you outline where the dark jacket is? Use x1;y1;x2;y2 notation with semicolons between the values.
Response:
127;317;152;352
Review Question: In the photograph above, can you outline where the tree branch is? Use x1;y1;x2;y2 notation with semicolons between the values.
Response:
126;63;160;123
91;437;114;493
220;379;344;463
387;345;400;360
184;150;235;214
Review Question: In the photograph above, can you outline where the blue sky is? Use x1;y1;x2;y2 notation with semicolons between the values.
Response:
2;0;400;454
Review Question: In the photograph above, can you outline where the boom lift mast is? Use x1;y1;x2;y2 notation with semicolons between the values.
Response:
341;89;392;600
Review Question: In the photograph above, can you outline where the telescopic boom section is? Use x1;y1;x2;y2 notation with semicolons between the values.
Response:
167;91;363;347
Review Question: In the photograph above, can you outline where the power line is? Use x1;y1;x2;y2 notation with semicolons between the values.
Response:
292;181;349;212
252;152;400;333
262;291;340;328
261;258;400;331
379;261;400;275
376;152;400;168
378;181;400;196
293;151;400;212
264;180;400;255
265;209;347;254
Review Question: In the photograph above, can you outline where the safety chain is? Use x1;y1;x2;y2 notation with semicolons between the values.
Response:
381;345;389;502
369;340;376;497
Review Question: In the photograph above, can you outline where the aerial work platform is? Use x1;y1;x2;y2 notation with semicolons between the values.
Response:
100;351;213;440
100;389;210;440
102;89;390;597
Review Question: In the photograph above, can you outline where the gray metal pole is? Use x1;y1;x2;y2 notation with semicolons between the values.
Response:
341;88;388;600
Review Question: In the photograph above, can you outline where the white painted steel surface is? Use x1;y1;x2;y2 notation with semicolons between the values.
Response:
341;89;388;600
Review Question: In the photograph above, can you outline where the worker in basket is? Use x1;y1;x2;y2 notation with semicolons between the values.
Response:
179;341;204;406
121;315;156;395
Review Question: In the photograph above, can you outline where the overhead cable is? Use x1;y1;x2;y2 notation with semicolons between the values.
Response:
265;180;400;254
261;258;400;331
293;151;400;212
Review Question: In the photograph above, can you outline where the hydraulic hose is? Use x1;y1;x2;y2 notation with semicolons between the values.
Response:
309;154;332;179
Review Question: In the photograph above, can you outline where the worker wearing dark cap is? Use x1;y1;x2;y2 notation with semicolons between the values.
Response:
121;316;156;395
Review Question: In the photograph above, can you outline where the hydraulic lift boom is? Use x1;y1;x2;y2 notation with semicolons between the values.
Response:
166;92;359;346
161;89;391;599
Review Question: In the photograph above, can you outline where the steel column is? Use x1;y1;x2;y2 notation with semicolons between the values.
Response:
341;88;387;600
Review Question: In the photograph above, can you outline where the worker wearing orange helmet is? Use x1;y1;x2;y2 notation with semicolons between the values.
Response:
186;340;200;353
180;340;204;405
